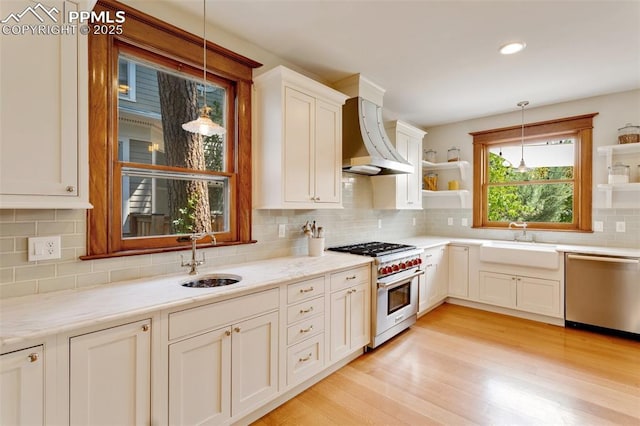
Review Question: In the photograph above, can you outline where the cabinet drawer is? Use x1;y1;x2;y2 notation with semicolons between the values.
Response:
286;315;324;346
169;288;278;341
287;277;325;304
330;266;370;292
287;297;325;325
286;333;324;386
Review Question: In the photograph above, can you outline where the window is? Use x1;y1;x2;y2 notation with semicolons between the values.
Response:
118;58;136;101
86;0;261;257
471;113;597;232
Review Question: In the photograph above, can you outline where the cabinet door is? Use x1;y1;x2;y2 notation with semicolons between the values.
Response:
283;87;314;204
0;0;83;201
0;346;44;425
349;283;370;350
231;311;279;417
479;272;517;308
448;246;469;297
434;246;449;301
517;276;561;316
394;131;411;207
329;288;350;361
405;132;423;207
314;99;341;204
169;327;231;425
70;319;151;426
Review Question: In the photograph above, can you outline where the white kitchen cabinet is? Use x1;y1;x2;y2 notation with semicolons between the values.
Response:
69;319;151;426
478;271;561;317
167;289;279;424
0;345;44;425
253;65;348;209
329;266;370;361
0;0;90;209
419;245;449;315
448;245;469;298
371;121;426;209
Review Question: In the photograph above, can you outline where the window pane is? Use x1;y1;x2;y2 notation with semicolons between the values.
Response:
117;53;227;172
488;139;574;183
121;168;229;238
487;183;573;223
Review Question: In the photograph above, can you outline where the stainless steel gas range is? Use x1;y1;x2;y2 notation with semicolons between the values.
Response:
328;242;424;348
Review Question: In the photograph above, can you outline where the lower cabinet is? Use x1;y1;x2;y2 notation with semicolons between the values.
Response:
329;270;370;362
448;245;469;298
479;271;561;316
167;289;279;424
419;245;449;314
69;319;151;425
0;345;44;425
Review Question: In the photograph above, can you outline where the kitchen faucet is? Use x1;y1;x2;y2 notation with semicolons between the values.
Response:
178;232;217;275
508;221;533;242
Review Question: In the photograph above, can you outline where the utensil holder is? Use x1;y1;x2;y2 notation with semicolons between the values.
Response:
308;237;325;257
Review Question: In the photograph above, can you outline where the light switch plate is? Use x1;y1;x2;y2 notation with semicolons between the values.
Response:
461;218;468;227
616;221;626;233
28;236;61;261
447;217;453;226
593;221;604;232
278;224;286;238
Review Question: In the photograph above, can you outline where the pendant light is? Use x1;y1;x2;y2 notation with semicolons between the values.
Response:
181;0;226;137
515;100;530;173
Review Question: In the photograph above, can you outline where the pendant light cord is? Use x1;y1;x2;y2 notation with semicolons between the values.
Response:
202;0;207;108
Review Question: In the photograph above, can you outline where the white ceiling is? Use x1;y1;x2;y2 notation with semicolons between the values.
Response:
160;1;640;128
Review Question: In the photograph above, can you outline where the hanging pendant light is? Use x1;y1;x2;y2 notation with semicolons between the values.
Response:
515;100;530;173
182;0;226;137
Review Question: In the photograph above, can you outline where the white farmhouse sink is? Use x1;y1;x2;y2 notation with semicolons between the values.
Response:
480;241;560;269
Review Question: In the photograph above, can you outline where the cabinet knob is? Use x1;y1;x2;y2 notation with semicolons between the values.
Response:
234;327;241;333
28;353;39;363
65;186;75;193
142;324;150;332
225;330;231;336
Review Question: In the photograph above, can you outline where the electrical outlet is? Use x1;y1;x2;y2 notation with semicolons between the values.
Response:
378;219;382;229
616;221;626;233
594;221;604;232
447;217;453;226
28;236;61;261
278;224;286;238
412;217;416;226
461;218;468;227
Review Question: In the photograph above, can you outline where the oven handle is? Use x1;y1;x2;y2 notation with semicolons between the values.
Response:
377;269;424;289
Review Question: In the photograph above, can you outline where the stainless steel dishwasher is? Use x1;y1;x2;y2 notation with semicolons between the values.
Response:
565;253;640;336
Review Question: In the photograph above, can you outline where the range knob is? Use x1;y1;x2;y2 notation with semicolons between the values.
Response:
399;262;406;269
417;258;422;264
392;264;399;272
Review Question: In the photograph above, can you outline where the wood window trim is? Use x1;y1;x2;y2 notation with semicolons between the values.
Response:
85;0;262;259
471;113;598;232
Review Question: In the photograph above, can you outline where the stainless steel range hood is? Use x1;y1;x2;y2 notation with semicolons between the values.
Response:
336;74;413;175
342;97;413;175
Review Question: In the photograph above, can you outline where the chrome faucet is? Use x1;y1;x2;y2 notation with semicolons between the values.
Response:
508;221;532;242
178;232;217;275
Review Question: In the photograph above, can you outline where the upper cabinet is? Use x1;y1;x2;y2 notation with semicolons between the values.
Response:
253;66;348;209
371;121;425;210
0;0;91;209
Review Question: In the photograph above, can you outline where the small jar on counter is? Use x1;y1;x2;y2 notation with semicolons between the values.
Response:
447;147;460;162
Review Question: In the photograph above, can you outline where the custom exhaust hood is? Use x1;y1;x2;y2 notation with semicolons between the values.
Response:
335;74;413;175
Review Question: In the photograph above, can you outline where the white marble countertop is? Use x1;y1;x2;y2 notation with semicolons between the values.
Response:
395;236;640;257
0;252;371;348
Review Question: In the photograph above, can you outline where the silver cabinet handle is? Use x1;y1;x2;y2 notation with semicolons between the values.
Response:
28;353;39;363
299;353;312;362
299;286;314;293
299;306;314;314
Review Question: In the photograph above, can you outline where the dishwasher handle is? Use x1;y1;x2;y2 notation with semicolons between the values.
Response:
567;254;639;264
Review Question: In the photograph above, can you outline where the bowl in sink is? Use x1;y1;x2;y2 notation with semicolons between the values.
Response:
181;274;242;288
480;241;559;269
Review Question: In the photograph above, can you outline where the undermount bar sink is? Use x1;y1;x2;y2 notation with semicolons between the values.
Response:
480;241;559;269
181;274;242;288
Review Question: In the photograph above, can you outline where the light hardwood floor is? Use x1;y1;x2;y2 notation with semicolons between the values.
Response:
253;303;640;425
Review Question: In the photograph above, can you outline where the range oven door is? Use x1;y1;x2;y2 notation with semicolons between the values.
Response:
373;268;422;345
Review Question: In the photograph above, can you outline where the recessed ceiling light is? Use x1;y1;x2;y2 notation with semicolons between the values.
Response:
499;41;526;55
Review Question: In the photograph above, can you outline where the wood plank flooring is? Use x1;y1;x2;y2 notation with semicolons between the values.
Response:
253;303;640;425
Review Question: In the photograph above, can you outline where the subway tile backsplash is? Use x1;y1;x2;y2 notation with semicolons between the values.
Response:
0;174;638;299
